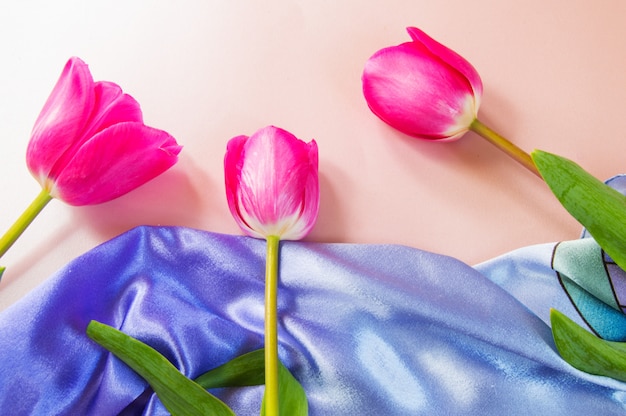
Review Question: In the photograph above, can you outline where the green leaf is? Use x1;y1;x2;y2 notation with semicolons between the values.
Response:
551;308;626;381
86;320;235;416
0;266;4;281
195;348;265;388
195;348;308;415
260;360;308;416
532;150;626;272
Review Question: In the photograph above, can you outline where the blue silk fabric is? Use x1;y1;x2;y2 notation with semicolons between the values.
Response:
2;225;626;415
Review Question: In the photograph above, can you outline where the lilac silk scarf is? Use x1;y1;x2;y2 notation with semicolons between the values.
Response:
1;222;626;415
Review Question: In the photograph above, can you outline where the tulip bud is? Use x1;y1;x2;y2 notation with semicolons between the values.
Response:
362;28;540;176
224;126;319;241
362;27;483;141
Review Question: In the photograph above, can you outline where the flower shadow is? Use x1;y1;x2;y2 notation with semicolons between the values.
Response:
75;153;211;240
0;220;77;293
306;162;348;243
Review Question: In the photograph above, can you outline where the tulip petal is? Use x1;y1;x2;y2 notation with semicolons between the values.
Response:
224;135;257;236
51;122;182;205
27;57;96;185
87;81;144;135
242;127;304;222
363;42;477;140
406;27;483;103
280;140;319;240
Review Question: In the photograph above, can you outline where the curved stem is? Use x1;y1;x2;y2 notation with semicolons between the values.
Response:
0;188;53;259
264;235;280;415
470;118;541;178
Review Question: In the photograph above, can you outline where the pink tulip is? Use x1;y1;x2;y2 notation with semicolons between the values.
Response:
224;126;319;241
225;126;319;412
362;27;483;141
26;57;182;206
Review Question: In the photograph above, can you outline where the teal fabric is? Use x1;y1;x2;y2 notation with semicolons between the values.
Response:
552;238;626;340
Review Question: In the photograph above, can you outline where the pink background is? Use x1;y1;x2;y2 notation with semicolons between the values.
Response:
1;0;625;309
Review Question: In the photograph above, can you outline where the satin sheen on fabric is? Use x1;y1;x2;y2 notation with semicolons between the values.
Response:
1;226;626;415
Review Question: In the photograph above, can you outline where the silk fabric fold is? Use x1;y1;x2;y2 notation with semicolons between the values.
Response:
1;226;626;415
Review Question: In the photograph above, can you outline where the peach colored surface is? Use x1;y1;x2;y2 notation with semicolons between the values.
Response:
1;1;625;310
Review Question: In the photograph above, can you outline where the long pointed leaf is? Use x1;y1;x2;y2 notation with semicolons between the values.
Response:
195;348;265;388
261;360;308;416
116;349;266;415
86;320;235;416
551;308;626;381
532;150;626;271
195;349;308;414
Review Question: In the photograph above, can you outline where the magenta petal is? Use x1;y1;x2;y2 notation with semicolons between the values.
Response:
224;135;256;236
240;128;310;223
27;57;96;184
51;122;182;205
84;81;144;136
281;139;319;240
406;27;483;102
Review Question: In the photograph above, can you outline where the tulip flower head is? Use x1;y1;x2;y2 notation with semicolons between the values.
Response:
0;57;182;269
362;27;540;176
224;125;319;241
27;57;182;206
362;27;483;141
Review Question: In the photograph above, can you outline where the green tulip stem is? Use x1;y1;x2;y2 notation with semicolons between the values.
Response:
470;118;541;178
265;234;280;416
0;188;52;260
